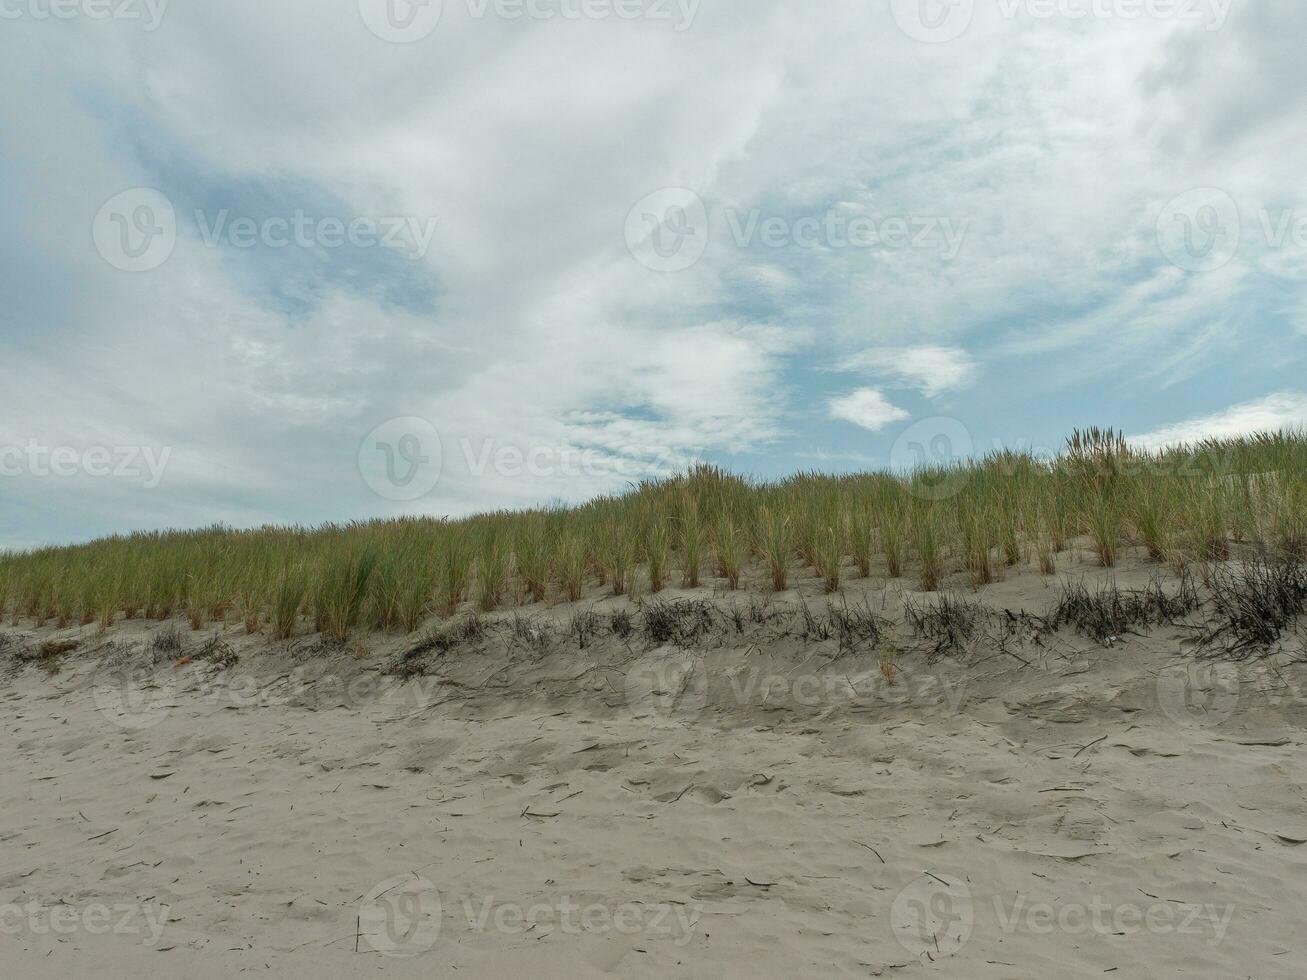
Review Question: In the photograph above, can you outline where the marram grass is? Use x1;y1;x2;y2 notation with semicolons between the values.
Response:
1;429;1305;641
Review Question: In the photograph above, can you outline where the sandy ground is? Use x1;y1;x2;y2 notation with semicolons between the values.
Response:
3;561;1307;978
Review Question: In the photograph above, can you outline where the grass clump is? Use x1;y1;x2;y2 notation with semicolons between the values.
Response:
0;429;1302;641
314;548;379;644
757;506;793;592
475;531;509;612
904;594;988;657
1199;558;1307;657
644;599;716;647
1049;573;1199;645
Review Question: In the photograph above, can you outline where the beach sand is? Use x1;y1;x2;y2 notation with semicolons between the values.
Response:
3;559;1306;978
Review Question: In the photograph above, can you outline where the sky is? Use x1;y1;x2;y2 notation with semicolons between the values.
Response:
1;0;1305;550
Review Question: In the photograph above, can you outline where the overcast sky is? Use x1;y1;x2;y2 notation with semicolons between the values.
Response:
2;0;1305;549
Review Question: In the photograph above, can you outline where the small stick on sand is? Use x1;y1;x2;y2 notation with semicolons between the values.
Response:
853;840;885;863
667;784;696;804
1074;734;1109;758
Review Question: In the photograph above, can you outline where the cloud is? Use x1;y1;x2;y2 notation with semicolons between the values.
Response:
3;1;1307;547
828;389;910;433
1129;393;1307;450
0;3;805;544
838;346;977;398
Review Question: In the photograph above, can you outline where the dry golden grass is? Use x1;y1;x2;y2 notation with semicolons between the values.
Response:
2;428;1304;642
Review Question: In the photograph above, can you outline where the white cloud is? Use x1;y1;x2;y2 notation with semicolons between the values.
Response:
1130;393;1307;450
839;346;977;398
2;1;1305;546
828;389;910;433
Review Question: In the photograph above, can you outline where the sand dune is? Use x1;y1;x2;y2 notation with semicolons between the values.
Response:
3;562;1306;978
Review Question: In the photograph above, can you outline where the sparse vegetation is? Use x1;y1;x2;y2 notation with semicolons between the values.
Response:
1049;572;1200;645
1199;558;1307;657
0;430;1304;644
905;593;989;656
645;599;717;646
